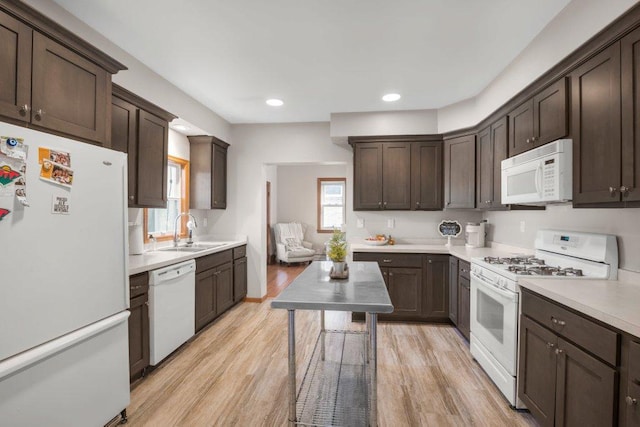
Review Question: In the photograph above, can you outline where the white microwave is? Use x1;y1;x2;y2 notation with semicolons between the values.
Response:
501;139;572;205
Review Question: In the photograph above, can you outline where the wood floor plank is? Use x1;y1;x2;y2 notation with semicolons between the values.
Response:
126;264;537;426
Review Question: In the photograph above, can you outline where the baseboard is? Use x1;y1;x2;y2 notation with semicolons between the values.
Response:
244;295;267;303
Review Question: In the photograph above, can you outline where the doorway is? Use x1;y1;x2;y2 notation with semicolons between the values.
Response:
266;181;274;265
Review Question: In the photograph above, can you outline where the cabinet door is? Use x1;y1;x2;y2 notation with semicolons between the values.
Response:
444;135;476;209
136;110;168;208
382;142;411;209
128;293;149;381
518;315;557;427
627;381;640;427
423;255;449;319
353;143;383;210
571;43;622;205
508;99;534;156
476;126;493;209
111;96;138;205
195;269;216;332
386;267;421;317
621;27;640;202
411;141;443;210
212;143;227;209
533;78;568;146
448;257;458;325
215;262;234;315
233;257;247;303
491;117;508;208
555;337;617;427
0;10;31;123
457;276;470;340
31;32;108;144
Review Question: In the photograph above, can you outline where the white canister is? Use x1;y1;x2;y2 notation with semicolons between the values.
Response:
465;222;486;248
128;223;144;255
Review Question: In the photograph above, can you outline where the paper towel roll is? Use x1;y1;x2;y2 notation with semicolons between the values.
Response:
129;224;144;255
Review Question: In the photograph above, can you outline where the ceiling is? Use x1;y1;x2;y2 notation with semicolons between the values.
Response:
52;0;571;124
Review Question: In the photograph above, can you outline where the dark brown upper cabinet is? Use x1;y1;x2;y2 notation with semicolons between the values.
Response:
0;3;126;145
621;27;640;203
411;139;443;210
444;134;476;209
508;78;568;157
188;135;229;210
351;137;412;210
111;84;177;208
477;117;508;210
571;43;622;206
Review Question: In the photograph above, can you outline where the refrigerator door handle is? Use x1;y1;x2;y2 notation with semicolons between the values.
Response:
0;311;130;382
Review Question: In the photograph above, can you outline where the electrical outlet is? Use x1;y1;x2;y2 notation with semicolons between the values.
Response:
520;220;525;233
387;218;395;229
357;218;364;228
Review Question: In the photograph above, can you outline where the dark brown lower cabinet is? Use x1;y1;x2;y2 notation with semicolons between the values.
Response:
233;256;248;303
423;255;449;319
195;268;216;332
519;289;619;426
457;276;470;340
215;262;234;315
383;267;422;318
128;272;149;382
448;256;459;325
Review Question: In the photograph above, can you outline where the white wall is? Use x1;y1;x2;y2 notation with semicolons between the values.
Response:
330;110;439;142
25;0;231;142
438;0;639;132
265;165;278;257
168;130;190;160
485;206;640;272
276;164;348;252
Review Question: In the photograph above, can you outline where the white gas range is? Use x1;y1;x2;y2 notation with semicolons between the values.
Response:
469;230;618;408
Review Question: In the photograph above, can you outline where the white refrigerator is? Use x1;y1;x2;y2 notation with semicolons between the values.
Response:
0;122;130;426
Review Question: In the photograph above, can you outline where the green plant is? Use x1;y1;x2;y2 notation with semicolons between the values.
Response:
327;229;347;262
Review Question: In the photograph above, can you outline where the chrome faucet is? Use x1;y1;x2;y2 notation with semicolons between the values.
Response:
173;212;198;247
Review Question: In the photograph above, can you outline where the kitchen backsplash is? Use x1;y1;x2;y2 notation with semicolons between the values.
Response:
485;205;640;272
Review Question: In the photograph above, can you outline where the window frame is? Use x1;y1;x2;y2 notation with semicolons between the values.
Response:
143;155;190;242
317;177;346;233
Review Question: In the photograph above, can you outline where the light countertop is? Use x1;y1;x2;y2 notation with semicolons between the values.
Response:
129;239;247;275
349;242;532;263
518;278;640;338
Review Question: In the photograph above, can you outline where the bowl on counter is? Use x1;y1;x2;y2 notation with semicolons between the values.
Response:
364;238;388;246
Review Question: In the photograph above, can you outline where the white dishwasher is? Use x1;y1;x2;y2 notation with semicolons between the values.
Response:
148;259;196;365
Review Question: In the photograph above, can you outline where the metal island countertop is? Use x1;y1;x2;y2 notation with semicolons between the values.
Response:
271;261;393;313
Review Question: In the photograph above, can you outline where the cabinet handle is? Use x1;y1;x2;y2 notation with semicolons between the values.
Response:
428;259;432;264
382;259;392;263
547;342;555;348
555;348;564;355
626;396;638;406
526;138;531;144
416;201;420;207
129;195;134;201
383;201;387;208
389;272;394;277
446;202;451;206
551;317;566;326
145;301;149;306
378;201;382;208
532;136;537;142
33;109;44;121
609;187;618;196
621;186;632;197
18;104;29;116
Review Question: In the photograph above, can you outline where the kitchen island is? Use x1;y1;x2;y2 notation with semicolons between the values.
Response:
271;261;393;427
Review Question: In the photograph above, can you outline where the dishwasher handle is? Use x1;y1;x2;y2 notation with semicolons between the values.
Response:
150;260;195;285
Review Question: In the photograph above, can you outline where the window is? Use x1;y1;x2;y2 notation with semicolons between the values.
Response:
144;156;190;241
317;178;346;233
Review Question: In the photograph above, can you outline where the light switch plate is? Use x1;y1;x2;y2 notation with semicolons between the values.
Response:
356;218;364;228
387;218;395;228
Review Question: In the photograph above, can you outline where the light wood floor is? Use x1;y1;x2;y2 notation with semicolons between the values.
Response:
127;264;537;427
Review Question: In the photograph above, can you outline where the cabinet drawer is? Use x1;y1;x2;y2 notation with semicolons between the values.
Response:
233;245;246;259
129;272;149;298
353;252;422;268
630;340;640;384
522;290;619;365
458;260;470;280
196;249;233;272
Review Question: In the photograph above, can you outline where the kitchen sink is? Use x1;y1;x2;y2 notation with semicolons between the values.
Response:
156;242;226;253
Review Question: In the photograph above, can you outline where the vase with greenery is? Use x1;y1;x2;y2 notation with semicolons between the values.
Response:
327;229;348;274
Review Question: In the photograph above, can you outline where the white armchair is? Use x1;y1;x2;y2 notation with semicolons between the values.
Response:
274;222;316;265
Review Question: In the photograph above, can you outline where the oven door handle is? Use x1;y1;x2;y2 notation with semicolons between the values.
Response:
471;272;518;302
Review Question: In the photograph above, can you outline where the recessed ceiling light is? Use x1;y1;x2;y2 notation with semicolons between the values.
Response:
382;93;401;102
171;124;190;131
266;98;284;107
